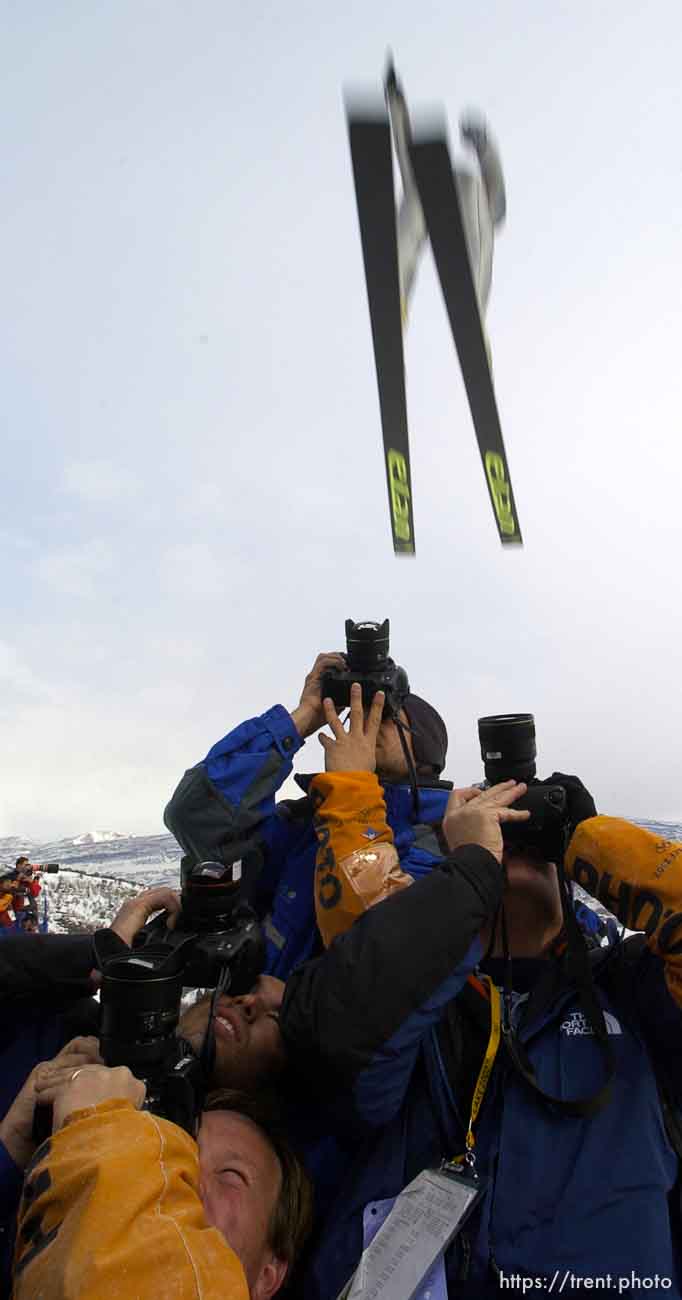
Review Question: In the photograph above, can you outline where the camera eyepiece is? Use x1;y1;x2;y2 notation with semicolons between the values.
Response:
478;713;537;785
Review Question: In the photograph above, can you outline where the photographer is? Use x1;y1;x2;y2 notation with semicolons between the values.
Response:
0;885;282;1299
14;858;40;927
0;886;182;1129
164;623;452;979
274;702;682;1298
13;1069;312;1300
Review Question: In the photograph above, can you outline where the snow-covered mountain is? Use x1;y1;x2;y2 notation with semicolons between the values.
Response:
72;831;129;846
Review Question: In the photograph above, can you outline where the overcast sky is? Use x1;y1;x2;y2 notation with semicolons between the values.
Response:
3;1;682;839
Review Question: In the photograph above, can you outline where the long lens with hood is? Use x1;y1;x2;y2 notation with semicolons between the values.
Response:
478;713;537;785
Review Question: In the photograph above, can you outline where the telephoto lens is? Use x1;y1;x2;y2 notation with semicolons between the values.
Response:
478;714;537;785
477;714;569;861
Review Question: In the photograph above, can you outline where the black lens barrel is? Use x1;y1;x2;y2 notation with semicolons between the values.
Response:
478;713;537;784
345;618;390;673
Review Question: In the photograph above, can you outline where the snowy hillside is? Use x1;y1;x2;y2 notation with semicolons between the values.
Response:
40;870;140;934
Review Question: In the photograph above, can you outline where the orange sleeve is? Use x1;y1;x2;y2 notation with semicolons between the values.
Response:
310;771;413;947
566;816;682;1008
0;894;13;913
14;1100;249;1300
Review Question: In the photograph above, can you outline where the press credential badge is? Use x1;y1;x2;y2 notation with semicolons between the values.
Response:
336;1165;483;1300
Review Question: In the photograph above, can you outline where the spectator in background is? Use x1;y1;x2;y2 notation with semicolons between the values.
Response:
15;860;40;927
0;875;16;931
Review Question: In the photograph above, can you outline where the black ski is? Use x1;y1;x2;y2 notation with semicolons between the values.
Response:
409;135;522;545
347;114;416;555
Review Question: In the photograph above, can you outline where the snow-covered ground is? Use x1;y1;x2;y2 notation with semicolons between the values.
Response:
38;869;141;934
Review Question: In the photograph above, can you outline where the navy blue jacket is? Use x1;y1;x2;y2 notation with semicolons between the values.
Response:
280;856;682;1298
164;704;452;978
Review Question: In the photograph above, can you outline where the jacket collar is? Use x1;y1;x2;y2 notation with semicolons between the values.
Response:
476;935;618;1044
294;772;452;825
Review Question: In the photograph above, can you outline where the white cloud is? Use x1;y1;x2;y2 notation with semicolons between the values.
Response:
159;541;227;599
0;641;49;698
35;540;115;597
63;459;137;505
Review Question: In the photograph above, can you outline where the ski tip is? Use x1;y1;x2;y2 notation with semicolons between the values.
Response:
343;86;388;125
384;51;397;90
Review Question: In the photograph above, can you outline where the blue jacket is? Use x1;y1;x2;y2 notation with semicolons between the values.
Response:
280;837;682;1298
164;704;452;978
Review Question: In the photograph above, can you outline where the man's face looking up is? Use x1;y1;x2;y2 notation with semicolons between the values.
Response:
374;707;415;782
198;1109;288;1299
179;975;286;1090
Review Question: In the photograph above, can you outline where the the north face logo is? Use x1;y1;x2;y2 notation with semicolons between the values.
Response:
560;1010;622;1036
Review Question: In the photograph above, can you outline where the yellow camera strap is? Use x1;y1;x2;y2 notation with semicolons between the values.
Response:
446;974;501;1173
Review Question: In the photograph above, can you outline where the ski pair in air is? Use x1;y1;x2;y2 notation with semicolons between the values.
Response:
346;61;522;554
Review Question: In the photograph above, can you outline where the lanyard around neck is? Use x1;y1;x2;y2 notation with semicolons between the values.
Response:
447;975;501;1173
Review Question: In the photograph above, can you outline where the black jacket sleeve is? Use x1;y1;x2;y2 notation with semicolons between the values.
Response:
280;845;502;1086
0;934;97;1006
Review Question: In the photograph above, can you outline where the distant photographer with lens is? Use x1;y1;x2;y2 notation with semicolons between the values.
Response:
12;858;58;931
12;1067;312;1300
164;619;452;979
275;710;682;1298
12;859;36;929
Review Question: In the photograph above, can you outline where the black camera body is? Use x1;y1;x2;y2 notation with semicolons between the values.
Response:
96;858;266;1133
478;714;569;861
320;619;409;718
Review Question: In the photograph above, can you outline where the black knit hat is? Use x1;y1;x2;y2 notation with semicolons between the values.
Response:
403;694;448;776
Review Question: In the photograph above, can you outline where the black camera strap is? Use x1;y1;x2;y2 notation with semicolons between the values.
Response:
199;964;231;1084
497;856;616;1119
394;714;421;818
